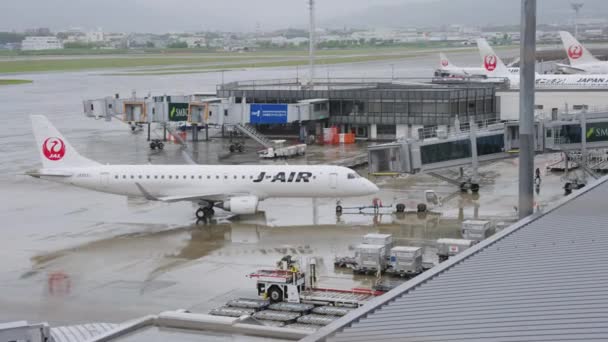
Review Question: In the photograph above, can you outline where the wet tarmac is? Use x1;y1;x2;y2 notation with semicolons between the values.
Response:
0;48;570;325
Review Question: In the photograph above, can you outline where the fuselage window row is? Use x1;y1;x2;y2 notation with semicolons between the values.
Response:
112;174;318;181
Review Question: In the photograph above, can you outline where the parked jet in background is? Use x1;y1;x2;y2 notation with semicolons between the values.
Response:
557;31;608;74
477;38;608;89
435;52;518;78
435;52;487;78
28;116;378;220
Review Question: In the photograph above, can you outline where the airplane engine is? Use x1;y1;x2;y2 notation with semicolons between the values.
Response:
220;195;259;215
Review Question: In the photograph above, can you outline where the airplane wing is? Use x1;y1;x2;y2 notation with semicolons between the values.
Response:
135;183;249;203
555;63;587;73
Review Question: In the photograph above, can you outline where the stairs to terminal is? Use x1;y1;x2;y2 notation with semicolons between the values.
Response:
235;124;274;148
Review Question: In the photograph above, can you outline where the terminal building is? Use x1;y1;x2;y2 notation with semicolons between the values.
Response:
85;80;499;141
84;79;608;144
216;79;497;140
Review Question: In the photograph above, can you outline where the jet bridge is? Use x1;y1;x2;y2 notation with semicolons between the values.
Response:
544;112;608;152
368;122;531;175
369;111;608;175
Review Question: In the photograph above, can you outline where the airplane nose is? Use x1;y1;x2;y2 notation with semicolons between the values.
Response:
367;179;379;194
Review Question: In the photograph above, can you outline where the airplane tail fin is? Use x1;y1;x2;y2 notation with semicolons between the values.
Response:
476;38;510;77
559;31;598;65
31;115;99;169
439;52;452;69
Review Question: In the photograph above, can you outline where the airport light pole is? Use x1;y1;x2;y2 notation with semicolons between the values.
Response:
519;0;536;219
390;64;395;80
571;3;584;39
308;0;316;86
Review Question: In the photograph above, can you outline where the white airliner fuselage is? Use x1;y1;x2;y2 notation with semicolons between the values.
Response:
435;52;518;78
557;62;608;75
41;164;376;199
29;115;379;219
476;38;608;90
556;31;608;75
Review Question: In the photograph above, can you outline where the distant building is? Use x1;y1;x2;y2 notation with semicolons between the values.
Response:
86;29;104;43
179;36;207;48
0;42;20;50
21;36;63;50
128;34;168;48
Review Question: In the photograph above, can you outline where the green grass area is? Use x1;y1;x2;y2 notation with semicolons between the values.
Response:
0;56;278;74
0;50;422;74
0;42;482;75
0;79;32;85
0;41;474;57
108;54;419;76
0;48;130;57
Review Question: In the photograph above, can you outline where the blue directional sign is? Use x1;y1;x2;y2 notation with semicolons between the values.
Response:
250;104;288;124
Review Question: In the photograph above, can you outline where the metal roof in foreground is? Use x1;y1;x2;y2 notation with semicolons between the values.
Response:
303;176;608;342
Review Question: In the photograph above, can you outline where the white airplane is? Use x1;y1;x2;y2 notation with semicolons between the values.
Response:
27;115;379;220
435;52;519;78
435;52;487;78
477;38;608;89
557;31;608;74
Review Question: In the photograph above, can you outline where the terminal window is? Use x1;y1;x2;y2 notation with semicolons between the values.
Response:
476;134;504;156
421;140;471;165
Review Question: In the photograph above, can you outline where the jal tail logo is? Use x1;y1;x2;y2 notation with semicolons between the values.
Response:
42;137;66;161
568;44;583;59
484;55;497;71
440;59;449;67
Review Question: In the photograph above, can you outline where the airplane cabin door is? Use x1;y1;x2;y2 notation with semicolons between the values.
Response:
329;173;338;189
100;172;110;187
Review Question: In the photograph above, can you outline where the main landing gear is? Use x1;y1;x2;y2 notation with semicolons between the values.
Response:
196;201;215;221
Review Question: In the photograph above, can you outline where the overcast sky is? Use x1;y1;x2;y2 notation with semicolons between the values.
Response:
0;0;606;33
0;0;410;32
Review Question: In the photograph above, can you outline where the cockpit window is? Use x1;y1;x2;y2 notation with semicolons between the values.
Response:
348;173;359;179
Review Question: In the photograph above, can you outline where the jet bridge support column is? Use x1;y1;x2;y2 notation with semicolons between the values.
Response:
518;0;536;219
469;118;479;181
581;110;587;165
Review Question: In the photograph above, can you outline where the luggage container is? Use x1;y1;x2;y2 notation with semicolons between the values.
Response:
362;233;393;247
386;246;423;277
461;220;492;241
353;244;387;274
436;238;475;262
362;233;393;258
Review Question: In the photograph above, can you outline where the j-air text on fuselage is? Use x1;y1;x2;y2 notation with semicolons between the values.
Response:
27;115;379;221
252;171;312;183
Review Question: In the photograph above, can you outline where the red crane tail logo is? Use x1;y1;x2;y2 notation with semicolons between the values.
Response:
42;137;66;161
568;44;583;59
484;55;497;71
441;60;449;67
